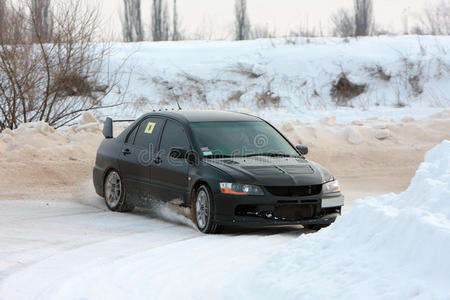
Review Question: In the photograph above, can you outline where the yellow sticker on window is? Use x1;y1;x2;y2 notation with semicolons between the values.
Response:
144;122;156;134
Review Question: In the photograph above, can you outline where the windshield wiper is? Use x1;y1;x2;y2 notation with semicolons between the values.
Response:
203;154;233;159
241;153;296;158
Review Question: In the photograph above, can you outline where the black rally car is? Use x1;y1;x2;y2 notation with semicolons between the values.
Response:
93;110;344;233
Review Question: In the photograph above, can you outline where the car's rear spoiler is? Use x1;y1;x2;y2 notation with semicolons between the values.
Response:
103;117;135;139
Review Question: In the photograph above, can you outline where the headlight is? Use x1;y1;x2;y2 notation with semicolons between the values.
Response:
219;183;264;196
322;180;341;194
311;162;335;183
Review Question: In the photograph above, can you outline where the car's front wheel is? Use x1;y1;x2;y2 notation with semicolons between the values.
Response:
104;170;134;212
192;185;221;234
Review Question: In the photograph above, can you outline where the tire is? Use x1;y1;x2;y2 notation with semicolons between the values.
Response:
104;170;134;212
192;185;221;234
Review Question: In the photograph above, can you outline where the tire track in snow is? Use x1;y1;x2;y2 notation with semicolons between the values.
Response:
0;198;304;300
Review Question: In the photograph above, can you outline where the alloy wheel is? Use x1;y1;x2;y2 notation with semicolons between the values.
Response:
105;171;122;208
196;189;209;229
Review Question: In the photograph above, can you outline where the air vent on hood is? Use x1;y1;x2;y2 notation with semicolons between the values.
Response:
279;165;314;174
242;166;284;175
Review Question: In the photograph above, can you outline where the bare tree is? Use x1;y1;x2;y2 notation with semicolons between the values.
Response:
171;0;181;41
0;0;123;130
151;0;161;41
122;0;144;42
151;0;170;41
354;0;372;36
410;25;425;35
402;8;409;35
251;25;275;39
0;0;5;26
408;1;450;35
234;0;250;40
331;8;355;37
162;1;169;40
0;0;7;42
422;0;450;35
31;0;52;42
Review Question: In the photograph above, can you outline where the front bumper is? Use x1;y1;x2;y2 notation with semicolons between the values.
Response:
215;212;340;227
214;192;344;227
322;194;345;208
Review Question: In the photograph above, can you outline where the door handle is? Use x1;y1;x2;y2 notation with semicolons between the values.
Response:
122;148;131;155
153;156;162;164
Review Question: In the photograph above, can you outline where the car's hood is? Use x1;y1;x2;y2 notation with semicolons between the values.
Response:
204;156;325;186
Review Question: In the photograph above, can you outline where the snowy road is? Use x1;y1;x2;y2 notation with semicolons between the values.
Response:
0;196;308;300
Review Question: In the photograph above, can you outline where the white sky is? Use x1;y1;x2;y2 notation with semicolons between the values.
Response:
97;0;432;40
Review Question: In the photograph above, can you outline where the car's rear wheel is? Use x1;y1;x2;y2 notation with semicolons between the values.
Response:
104;170;134;212
192;185;221;234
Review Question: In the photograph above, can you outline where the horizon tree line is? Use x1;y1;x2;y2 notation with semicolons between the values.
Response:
1;0;448;44
121;0;181;42
121;0;449;42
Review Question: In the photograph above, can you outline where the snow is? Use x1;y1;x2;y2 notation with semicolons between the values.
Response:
1;141;449;299
230;141;450;300
0;198;301;300
0;120;103;163
1;35;450;299
99;36;450;122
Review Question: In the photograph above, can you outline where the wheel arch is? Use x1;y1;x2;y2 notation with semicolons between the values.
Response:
190;179;222;233
190;179;211;207
103;167;120;193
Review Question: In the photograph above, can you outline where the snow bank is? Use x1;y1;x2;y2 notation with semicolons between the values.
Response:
0;113;103;162
278;109;450;150
230;141;450;300
2;110;448;168
101;36;450;121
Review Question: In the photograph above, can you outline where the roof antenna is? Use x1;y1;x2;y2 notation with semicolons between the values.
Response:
175;98;182;110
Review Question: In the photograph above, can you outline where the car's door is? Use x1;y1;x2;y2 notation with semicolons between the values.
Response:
150;119;191;202
118;117;164;203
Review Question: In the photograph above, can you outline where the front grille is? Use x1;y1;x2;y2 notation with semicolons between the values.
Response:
274;204;315;220
265;185;322;197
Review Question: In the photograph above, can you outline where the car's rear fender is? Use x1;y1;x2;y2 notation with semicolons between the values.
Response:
93;138;123;197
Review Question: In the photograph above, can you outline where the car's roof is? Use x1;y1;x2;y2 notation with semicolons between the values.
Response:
143;110;262;123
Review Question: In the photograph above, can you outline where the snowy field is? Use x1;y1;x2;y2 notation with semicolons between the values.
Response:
1;36;450;299
101;35;450;122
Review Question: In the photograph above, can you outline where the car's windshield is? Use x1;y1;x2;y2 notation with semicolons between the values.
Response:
190;121;299;158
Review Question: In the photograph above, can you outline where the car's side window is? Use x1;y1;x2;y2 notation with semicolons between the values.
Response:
125;124;139;145
134;117;164;150
159;119;190;155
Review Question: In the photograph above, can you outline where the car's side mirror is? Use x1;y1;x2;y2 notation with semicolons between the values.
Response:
170;148;187;159
296;145;309;155
186;151;197;165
